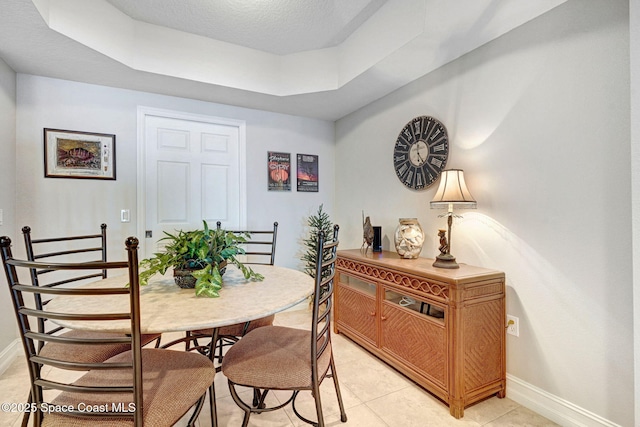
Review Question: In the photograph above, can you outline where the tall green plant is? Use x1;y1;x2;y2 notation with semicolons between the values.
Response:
301;204;334;278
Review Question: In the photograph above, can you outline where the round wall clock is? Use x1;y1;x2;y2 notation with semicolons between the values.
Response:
393;116;449;190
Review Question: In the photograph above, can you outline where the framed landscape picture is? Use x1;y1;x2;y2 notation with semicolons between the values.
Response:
44;128;116;180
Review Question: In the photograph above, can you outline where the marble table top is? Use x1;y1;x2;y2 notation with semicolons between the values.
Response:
46;264;314;334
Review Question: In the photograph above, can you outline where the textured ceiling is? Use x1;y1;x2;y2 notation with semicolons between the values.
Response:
105;0;388;55
0;0;569;120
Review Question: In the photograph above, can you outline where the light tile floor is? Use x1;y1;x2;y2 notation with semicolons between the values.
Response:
0;309;558;426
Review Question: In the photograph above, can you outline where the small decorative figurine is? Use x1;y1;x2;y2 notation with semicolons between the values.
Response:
433;227;458;268
362;212;374;253
438;229;449;255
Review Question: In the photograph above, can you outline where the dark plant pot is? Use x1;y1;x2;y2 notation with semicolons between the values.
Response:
173;261;228;289
173;268;198;289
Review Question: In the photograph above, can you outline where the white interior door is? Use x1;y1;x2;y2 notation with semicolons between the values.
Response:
139;109;246;258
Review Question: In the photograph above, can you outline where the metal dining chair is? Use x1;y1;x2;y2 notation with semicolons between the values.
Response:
221;225;347;427
22;224;162;352
0;235;215;427
187;221;279;361
16;225;161;427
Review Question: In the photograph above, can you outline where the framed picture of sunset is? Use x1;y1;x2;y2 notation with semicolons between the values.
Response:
296;153;318;192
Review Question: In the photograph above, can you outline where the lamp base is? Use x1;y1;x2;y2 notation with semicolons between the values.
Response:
433;253;459;269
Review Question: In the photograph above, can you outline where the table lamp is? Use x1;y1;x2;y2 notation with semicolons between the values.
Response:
430;169;476;269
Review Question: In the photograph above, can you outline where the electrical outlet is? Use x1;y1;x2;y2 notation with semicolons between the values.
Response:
506;315;519;337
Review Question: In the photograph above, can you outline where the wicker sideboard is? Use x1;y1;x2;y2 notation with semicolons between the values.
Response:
334;249;506;418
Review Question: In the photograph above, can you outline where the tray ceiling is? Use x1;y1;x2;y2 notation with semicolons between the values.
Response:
0;0;567;120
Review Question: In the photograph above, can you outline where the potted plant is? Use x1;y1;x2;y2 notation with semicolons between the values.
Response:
139;221;264;297
301;204;334;279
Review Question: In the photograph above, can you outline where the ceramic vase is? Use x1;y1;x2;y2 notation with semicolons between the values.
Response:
394;218;424;259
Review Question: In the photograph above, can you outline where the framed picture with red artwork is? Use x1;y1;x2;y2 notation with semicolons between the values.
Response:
44;128;116;180
267;151;291;191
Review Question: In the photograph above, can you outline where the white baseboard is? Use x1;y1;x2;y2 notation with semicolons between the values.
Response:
507;374;622;427
0;339;20;376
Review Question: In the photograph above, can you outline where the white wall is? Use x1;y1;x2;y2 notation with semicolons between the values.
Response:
0;58;17;358
336;0;632;425
14;74;335;268
630;0;640;423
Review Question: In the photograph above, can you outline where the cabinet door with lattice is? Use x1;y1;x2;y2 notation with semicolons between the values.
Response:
381;288;448;394
335;273;377;345
460;299;505;396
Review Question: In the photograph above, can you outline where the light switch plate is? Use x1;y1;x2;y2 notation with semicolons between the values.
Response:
120;209;130;223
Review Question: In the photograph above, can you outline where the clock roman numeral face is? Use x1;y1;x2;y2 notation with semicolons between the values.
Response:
393;116;449;190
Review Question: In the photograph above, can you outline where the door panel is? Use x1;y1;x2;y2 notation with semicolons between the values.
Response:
202;164;228;220
157;161;189;222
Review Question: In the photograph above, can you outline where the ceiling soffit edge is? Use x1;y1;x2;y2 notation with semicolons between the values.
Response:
32;0;423;97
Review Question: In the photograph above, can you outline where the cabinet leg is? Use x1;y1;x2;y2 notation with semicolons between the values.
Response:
497;380;506;398
449;403;464;419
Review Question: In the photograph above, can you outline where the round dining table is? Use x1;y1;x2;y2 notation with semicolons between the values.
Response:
46;264;314;334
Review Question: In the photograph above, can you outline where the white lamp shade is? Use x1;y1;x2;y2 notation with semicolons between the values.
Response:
430;169;477;209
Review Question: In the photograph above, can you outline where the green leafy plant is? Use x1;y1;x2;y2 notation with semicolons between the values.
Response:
301;204;334;279
139;221;264;297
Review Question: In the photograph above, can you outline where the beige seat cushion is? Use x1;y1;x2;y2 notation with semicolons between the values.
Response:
221;325;332;390
41;348;214;427
39;330;161;364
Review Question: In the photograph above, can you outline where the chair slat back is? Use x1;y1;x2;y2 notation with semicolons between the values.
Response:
311;225;339;380
217;221;278;265
23;224;108;287
22;224;110;344
0;236;144;426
